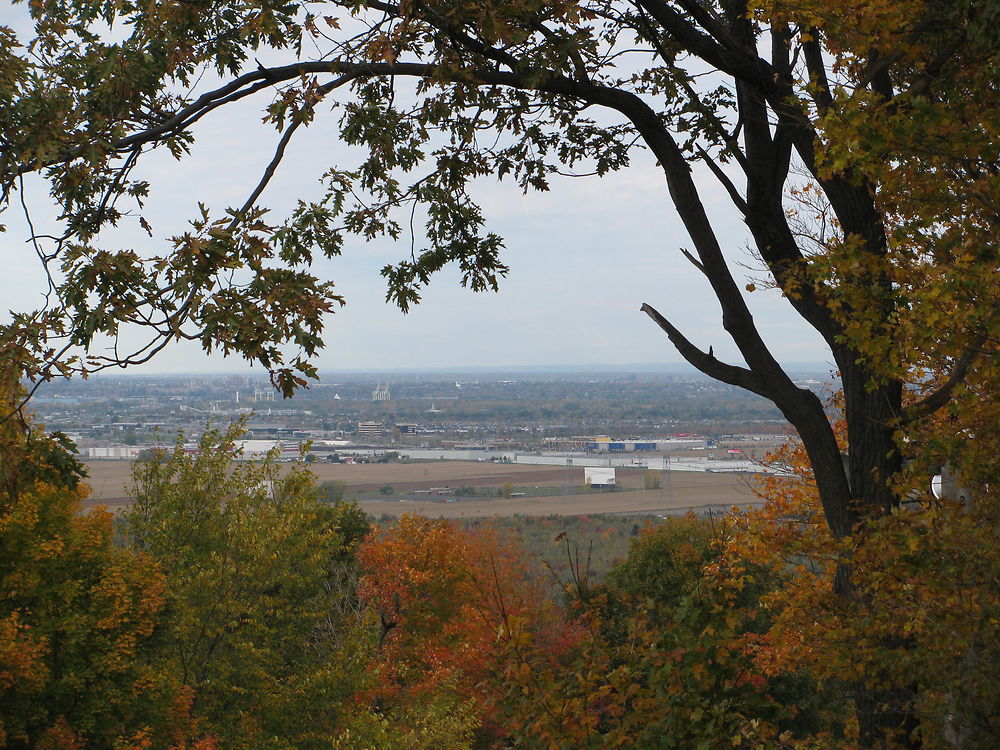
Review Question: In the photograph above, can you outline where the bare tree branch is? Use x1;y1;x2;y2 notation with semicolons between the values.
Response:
640;303;770;397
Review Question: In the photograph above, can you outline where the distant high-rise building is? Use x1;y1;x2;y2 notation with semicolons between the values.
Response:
357;421;383;438
372;382;391;401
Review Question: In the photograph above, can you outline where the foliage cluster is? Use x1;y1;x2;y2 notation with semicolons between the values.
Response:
727;437;1000;748
1;376;204;748
124;428;373;749
4;380;1000;749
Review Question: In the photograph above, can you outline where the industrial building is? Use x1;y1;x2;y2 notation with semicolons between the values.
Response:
357;421;384;438
543;436;707;452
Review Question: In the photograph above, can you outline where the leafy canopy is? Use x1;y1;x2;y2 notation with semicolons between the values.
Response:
3;0;993;398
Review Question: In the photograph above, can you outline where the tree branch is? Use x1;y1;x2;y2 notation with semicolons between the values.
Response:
696;146;748;216
801;34;834;112
900;334;990;422
679;247;706;275
229;117;302;231
639;303;771;397
226;73;354;231
636;0;756;66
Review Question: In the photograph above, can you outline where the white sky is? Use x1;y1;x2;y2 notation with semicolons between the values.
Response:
1;5;833;375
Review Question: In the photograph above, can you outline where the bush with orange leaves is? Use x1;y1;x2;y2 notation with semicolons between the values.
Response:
356;514;565;748
725;436;1000;748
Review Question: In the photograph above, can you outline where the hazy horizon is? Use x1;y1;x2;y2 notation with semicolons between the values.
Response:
35;360;836;379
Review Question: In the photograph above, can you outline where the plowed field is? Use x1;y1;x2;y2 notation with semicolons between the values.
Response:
82;459;757;516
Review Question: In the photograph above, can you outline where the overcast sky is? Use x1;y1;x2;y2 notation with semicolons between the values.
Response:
1;6;834;376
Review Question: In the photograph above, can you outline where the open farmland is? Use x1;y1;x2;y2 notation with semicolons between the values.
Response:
82;459;759;516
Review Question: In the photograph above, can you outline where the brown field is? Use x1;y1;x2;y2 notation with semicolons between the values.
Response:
82;459;759;517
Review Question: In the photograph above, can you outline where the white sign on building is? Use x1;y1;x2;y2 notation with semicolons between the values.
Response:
585;467;616;487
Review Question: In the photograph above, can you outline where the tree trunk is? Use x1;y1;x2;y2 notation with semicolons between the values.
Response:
835;364;920;747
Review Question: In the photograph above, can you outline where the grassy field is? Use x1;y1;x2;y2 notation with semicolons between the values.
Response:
83;459;760;517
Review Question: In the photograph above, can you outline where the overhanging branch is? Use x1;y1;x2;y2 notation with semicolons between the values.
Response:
640;303;771;398
900;334;990;422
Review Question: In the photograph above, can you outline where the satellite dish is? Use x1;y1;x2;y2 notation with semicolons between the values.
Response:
931;474;943;499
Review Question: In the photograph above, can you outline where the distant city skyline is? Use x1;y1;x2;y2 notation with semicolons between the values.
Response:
112;361;835;376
